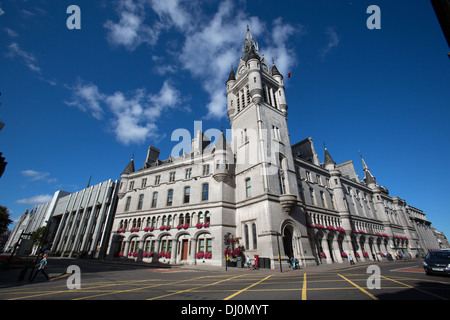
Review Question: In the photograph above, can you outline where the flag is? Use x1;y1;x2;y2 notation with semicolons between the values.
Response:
287;72;291;78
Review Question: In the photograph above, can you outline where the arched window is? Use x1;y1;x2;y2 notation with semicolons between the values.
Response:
244;225;249;248
179;214;184;226
198;212;204;224
151;217;156;228
185;213;191;226
252;223;257;249
205;211;211;223
278;155;287;195
168;215;173;227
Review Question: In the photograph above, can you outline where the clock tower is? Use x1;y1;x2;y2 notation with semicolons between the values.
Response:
225;27;310;268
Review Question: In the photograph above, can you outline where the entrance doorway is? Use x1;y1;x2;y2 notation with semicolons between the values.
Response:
283;225;294;259
181;240;189;260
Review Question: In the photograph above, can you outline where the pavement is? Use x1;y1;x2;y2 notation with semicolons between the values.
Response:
1;254;422;289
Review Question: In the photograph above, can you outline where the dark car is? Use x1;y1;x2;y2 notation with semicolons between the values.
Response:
423;251;450;276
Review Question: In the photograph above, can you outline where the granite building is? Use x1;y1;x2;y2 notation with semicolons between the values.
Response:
108;28;442;269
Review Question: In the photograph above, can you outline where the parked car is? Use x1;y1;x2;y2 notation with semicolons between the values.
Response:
423;251;450;276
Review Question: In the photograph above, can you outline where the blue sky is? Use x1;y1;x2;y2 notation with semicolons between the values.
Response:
1;0;449;239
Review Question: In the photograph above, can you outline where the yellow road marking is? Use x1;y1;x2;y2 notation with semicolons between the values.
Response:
224;275;274;300
381;275;447;300
302;273;307;300
148;274;245;300
337;274;379;300
75;275;210;300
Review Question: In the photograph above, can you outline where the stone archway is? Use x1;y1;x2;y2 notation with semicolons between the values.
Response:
282;224;294;259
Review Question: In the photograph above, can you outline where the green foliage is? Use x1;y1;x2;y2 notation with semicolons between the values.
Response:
0;205;13;235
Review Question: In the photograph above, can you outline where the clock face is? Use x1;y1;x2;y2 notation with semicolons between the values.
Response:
239;66;246;74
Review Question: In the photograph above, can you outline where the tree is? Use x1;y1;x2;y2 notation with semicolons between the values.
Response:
30;226;49;249
0;205;12;235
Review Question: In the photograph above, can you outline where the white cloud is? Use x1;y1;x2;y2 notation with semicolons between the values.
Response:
320;27;339;57
104;0;161;50
65;81;105;120
102;0;300;120
149;0;192;31
16;194;53;205
21;170;50;181
4;28;18;37
6;42;41;73
66;79;182;145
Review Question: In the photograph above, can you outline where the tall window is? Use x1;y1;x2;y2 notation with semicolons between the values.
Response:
320;191;326;208
203;164;210;176
185;168;192;179
202;183;209;201
205;211;211;223
278;169;286;195
245;178;251;198
141;178;147;188
169;172;176;182
167;189;173;206
244;225;249;249
179;214;184;226
309;188;316;205
154;175;160;185
128;181;135;191
151;192;158;208
252;223;257;249
137;194;144;210
125;196;131;212
185;213;190;226
184;186;190;203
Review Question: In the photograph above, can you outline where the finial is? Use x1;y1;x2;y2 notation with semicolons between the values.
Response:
247;24;250;31
323;141;326;149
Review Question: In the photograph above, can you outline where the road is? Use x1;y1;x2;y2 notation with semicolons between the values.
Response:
0;258;448;315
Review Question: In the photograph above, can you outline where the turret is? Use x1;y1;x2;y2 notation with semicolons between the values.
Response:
271;60;288;115
243;26;263;104
360;151;377;188
324;144;336;171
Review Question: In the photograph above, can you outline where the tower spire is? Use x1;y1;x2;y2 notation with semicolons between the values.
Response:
243;25;260;61
324;142;336;170
359;151;376;186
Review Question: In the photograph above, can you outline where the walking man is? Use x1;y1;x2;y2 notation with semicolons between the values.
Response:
349;253;355;265
30;253;50;282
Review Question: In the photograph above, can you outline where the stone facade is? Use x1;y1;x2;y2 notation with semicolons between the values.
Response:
5;28;445;268
108;28;442;269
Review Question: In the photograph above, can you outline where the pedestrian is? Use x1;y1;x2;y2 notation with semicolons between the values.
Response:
246;256;251;269
349;253;355;265
30;253;50;282
291;257;296;269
